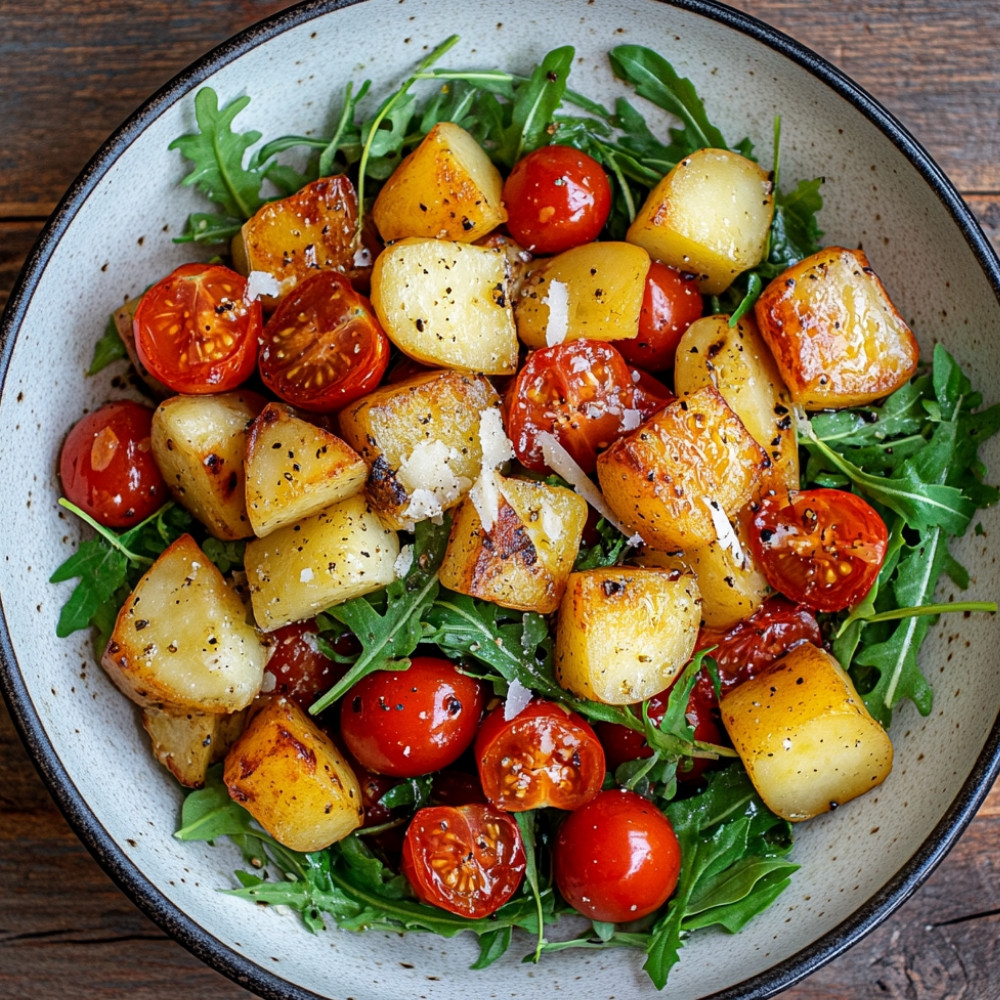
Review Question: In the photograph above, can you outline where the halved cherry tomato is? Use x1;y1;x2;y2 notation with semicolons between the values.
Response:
401;803;526;918
612;261;704;372
133;262;261;394
475;699;605;812
258;270;390;413
553;789;681;922
262;620;344;711
502;145;612;255
747;488;889;612
59;400;166;528
339;656;486;778
504;339;670;475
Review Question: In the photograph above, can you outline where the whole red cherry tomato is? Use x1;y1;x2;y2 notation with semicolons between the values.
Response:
553;789;681;922
263;620;344;711
505;339;670;475
401;803;526;918
502;145;612;254
612;261;704;372
747;488;889;612
339;656;485;778
258;270;390;413
133;262;261;394
475;699;605;812
59;400;166;528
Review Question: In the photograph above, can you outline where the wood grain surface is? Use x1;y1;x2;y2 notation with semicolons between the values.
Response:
1;2;998;998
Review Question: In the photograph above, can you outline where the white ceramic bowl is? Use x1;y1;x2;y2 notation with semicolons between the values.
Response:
2;2;998;998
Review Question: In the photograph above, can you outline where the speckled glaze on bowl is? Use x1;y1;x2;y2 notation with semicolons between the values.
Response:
1;1;998;998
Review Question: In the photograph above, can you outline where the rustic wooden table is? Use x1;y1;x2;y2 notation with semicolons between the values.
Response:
1;1;998;998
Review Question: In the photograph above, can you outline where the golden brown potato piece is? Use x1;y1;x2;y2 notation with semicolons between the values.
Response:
596;385;769;551
370;238;518;375
338;369;501;529
513;241;650;349
244;402;367;537
554;567;701;704
371;122;507;244
141;705;246;788
151;391;264;540
102;534;267;714
721;642;893;822
754;246;919;409
438;473;588;614
627;148;773;294
224;696;364;852
230;174;362;307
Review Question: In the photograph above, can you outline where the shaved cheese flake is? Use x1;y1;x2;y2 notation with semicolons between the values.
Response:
397;439;472;523
478;406;515;470
704;496;746;564
394;544;415;578
622;408;644;432
244;270;282;302
504;678;534;720
470;469;502;534
543;279;570;346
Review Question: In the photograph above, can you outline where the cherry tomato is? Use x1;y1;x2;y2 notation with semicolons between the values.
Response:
339;656;486;778
612;261;704;372
505;339;670;475
59;400;166;529
133;262;261;394
263;620;344;711
553;789;681;922
747;488;889;612
401;803;526;918
502;145;612;254
694;595;822;703
258;270;390;413
475;699;605;812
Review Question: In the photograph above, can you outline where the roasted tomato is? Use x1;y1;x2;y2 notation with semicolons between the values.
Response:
258;270;390;413
505;338;670;475
402;803;526;917
339;656;486;778
133;263;261;394
502;145;612;254
59;400;166;528
475;699;605;812
553;789;681;922
747;488;889;612
612;261;704;372
263;620;343;711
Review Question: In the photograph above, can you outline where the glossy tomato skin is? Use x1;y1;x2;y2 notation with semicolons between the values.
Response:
505;339;670;475
263;620;344;712
502;145;612;254
401;803;527;918
553;789;681;922
339;656;486;778
747;488;889;612
258;270;390;413
133;263;261;394
475;699;606;812
59;400;166;528
613;261;704;372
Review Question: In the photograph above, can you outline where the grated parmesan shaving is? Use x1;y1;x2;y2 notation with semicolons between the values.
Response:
478;406;515;469
244;270;282;302
394;544;414;578
543;279;570;346
397;439;471;523
469;469;502;534
504;678;534;720
704;496;746;564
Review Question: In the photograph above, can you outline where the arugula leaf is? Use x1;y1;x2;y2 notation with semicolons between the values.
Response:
87;315;128;375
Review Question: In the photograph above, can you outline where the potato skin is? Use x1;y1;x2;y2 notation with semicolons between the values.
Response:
754;246;919;409
224;696;364;852
720;642;893;821
141;705;245;788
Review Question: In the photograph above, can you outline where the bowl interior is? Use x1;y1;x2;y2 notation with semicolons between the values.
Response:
2;1;999;998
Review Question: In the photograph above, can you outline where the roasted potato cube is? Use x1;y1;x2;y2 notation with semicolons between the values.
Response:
372;121;507;244
721;642;893;822
244;402;367;537
438;473;588;613
141;705;246;788
627;148;774;295
102;534;267;713
596;385;768;551
244;493;399;632
370;238;518;375
555;567;701;704
224;696;364;852
338;369;501;529
673;314;799;497
151;391;264;540
513;241;650;350
230;174;362;307
754;246;920;409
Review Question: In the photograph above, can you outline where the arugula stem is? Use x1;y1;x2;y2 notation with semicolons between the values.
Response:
58;497;156;566
837;599;996;637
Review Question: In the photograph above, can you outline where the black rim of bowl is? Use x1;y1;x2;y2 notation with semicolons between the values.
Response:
1;1;998;998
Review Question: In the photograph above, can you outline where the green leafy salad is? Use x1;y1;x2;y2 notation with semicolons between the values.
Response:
50;36;999;990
